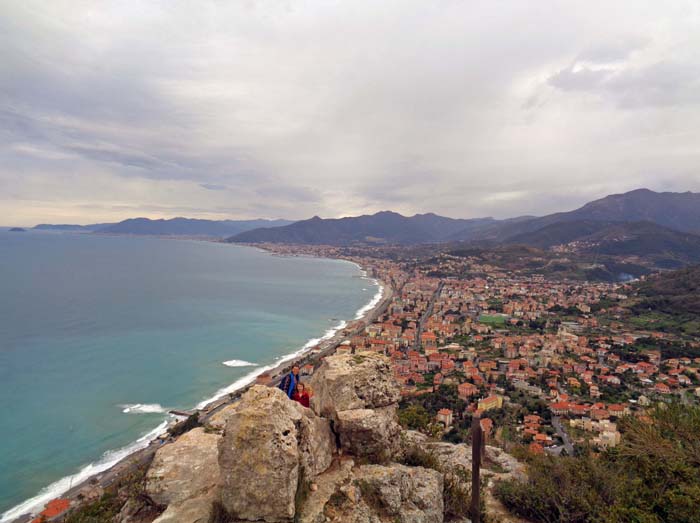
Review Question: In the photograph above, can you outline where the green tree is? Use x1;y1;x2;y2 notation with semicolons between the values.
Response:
398;404;431;431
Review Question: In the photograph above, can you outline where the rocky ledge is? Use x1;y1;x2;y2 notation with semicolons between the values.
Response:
119;352;522;523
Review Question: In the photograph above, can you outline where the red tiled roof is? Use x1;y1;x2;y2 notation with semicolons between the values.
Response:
32;499;71;522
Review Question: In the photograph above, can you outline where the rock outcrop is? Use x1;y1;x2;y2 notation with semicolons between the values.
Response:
218;385;334;522
310;352;402;462
297;458;444;523
206;400;241;430
335;406;401;460
144;427;221;523
297;458;356;523
319;463;444;523
310;352;401;416
139;351;523;523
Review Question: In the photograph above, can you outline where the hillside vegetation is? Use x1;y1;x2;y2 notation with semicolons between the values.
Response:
624;266;700;336
494;403;700;523
635;265;700;314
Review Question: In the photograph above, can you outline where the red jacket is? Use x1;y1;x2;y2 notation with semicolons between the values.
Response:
293;391;310;408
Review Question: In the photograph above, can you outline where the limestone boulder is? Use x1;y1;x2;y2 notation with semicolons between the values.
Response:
218;385;334;522
402;429;429;447
151;495;215;523
145;428;220;507
298;408;336;477
485;446;526;480
206;399;241;430
424;441;473;476
336;407;401;461
296;458;355;523
354;464;444;523
320;463;444;523
309;352;400;418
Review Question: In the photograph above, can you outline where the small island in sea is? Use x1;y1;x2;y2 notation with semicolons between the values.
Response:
9;227;25;232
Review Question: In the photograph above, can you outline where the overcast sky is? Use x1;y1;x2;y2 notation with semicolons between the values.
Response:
2;1;700;225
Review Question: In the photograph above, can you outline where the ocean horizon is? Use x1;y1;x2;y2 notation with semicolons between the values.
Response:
0;232;380;521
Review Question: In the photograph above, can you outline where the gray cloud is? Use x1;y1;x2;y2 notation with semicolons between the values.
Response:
2;0;700;225
548;67;613;92
548;61;700;108
577;35;650;63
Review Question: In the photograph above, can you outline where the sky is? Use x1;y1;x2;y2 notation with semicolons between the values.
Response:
2;1;700;226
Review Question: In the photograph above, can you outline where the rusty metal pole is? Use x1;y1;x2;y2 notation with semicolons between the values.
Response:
471;413;482;523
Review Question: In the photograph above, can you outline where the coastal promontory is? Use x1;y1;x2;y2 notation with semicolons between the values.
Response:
60;352;522;523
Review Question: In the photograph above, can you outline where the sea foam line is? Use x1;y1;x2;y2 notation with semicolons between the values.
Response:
355;280;383;320
120;403;167;414
222;359;257;368
0;421;169;523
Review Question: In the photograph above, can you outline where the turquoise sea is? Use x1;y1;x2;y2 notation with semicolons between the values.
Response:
0;232;378;521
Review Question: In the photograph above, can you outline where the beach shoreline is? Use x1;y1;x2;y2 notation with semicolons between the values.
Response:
3;248;392;523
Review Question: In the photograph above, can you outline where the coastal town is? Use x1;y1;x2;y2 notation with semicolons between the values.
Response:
260;243;700;457
16;242;700;523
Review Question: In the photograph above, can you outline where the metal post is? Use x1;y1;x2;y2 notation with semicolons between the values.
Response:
471;413;482;523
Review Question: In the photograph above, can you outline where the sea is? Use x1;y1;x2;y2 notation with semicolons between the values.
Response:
0;231;380;521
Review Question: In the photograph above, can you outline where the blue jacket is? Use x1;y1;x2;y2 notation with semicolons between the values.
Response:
279;371;297;399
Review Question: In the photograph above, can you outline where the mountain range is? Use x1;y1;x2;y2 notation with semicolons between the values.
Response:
228;212;499;245
34;223;114;232
229;189;700;243
227;189;700;266
456;188;700;242
33;217;293;237
30;188;700;266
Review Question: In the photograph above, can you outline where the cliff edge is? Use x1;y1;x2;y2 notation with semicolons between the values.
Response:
115;352;523;523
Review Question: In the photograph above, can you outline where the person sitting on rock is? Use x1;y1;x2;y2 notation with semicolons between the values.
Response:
278;365;299;399
292;382;312;408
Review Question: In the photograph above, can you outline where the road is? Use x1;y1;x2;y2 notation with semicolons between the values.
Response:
414;281;444;349
552;416;575;456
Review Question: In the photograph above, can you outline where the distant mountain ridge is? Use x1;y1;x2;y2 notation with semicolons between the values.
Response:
229;189;700;247
455;188;700;242
99;217;293;237
229;211;497;245
34;223;114;231
30;189;700;265
33;218;294;237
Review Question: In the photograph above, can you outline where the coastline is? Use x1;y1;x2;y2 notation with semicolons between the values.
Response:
2;250;392;523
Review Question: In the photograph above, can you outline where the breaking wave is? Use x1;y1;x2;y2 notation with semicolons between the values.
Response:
222;359;257;367
120;403;167;414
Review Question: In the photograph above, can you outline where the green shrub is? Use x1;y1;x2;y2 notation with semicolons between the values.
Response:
443;467;475;519
169;413;201;437
494;403;700;523
401;444;440;470
63;463;160;523
398;404;431;431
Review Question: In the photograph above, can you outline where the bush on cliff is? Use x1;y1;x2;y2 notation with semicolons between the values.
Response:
168;413;201;437
400;443;485;521
494;403;700;523
62;463;163;523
